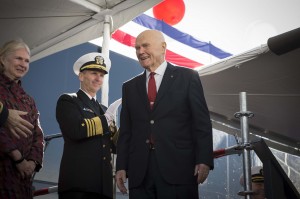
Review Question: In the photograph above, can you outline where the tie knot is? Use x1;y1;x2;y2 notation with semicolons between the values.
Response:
150;72;155;77
91;98;97;105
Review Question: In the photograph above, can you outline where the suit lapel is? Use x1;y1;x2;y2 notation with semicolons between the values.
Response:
136;71;152;111
77;90;102;116
153;64;177;110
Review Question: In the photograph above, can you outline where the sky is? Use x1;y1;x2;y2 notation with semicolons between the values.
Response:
90;0;300;66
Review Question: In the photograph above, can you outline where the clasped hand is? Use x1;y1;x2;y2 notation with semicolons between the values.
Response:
104;98;122;125
16;159;36;179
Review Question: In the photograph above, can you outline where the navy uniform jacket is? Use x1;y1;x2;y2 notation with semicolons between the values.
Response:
56;89;113;198
116;63;214;189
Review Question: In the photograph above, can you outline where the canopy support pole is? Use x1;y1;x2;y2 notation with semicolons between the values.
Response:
101;15;112;107
235;92;254;198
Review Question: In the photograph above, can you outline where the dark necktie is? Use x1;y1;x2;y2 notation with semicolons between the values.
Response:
148;72;157;110
91;98;100;114
148;72;156;146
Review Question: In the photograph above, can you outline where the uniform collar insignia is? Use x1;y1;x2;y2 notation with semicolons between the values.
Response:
83;107;94;113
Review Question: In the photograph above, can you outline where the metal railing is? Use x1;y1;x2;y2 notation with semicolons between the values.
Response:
33;92;256;198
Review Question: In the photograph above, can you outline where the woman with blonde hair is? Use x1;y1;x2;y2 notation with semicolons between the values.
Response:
0;39;44;199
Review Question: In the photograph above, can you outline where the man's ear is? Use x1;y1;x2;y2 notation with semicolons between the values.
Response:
162;42;167;51
78;72;84;81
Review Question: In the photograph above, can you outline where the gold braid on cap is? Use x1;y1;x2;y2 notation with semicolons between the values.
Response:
252;174;264;183
80;64;107;72
80;55;107;73
252;167;264;183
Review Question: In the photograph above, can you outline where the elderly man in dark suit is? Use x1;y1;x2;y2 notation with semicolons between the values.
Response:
56;53;116;199
115;29;214;199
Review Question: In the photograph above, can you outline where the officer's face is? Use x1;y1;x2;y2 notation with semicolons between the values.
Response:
252;182;265;199
79;70;105;97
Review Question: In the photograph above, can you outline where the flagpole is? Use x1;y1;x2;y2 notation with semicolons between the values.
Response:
101;15;118;199
101;15;112;107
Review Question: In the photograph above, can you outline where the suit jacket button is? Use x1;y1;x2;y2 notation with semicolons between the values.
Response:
150;120;154;124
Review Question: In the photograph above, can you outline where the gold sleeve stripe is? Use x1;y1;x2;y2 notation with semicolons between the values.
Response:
84;119;91;137
0;102;3;113
91;118;96;135
93;117;103;135
84;117;103;137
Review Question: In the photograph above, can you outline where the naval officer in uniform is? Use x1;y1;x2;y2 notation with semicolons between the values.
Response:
56;52;116;199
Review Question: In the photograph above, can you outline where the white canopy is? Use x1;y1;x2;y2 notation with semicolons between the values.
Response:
0;0;162;61
198;28;300;156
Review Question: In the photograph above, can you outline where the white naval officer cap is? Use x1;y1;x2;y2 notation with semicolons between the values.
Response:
73;52;111;75
240;166;264;185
